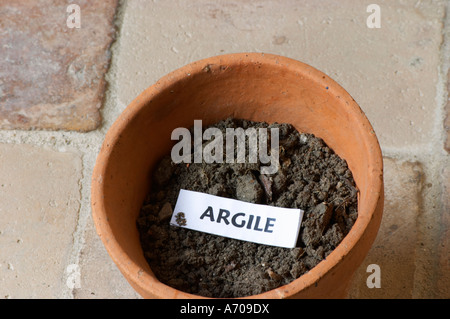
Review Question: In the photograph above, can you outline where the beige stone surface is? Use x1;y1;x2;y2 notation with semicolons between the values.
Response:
74;214;141;299
445;72;450;153
348;157;423;298
0;0;118;131
116;0;445;150
436;165;450;298
0;144;81;298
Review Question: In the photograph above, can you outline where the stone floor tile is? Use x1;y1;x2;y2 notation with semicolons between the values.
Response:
436;166;449;298
348;157;423;298
0;0;118;131
446;105;450;153
445;72;450;153
115;0;444;150
0;144;81;298
75;214;141;299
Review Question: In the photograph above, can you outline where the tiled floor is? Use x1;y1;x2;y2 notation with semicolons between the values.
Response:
0;0;117;131
0;0;448;299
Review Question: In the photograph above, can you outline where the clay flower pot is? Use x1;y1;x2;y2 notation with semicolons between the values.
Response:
91;53;384;299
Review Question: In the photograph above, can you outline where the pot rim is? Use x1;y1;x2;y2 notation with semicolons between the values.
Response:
91;52;383;299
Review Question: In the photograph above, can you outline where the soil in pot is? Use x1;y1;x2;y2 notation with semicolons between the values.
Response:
136;118;358;298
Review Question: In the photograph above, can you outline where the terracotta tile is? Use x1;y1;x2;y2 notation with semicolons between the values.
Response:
0;0;118;131
0;144;81;298
348;158;423;298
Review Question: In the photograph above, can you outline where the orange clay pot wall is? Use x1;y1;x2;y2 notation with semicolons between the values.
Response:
91;53;384;299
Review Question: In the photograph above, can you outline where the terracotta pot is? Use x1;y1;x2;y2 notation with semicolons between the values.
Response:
91;53;384;299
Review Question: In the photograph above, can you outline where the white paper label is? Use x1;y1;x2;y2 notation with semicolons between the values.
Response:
170;189;304;248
